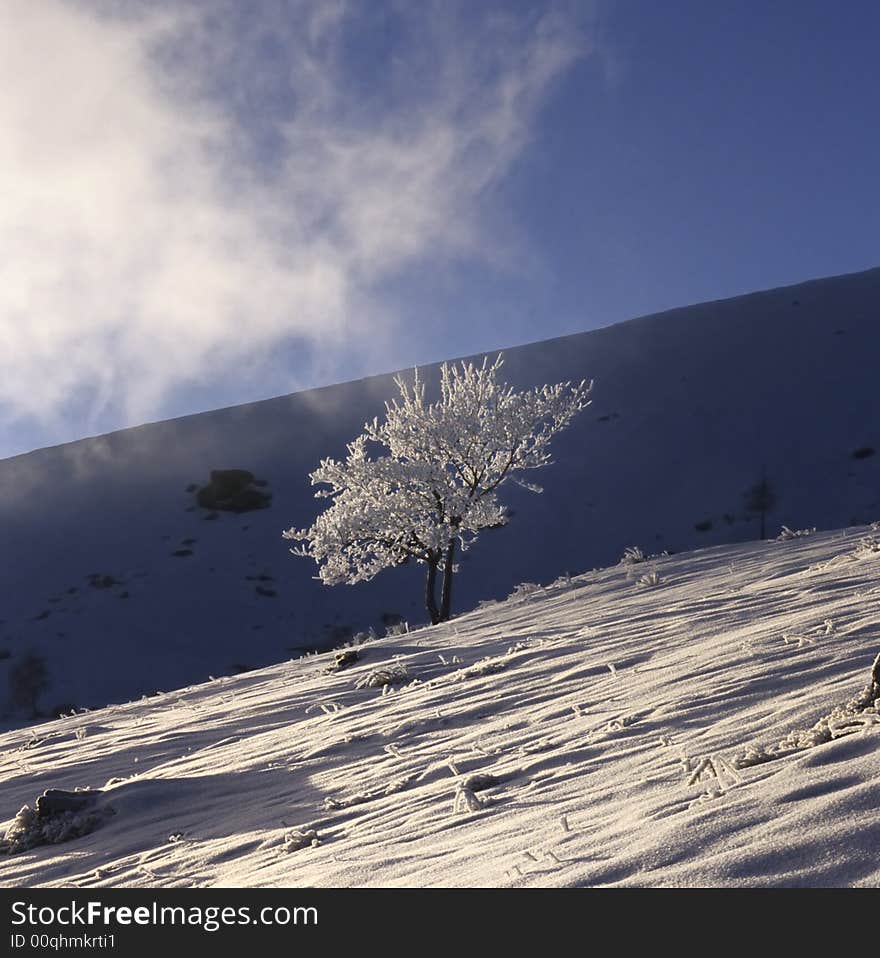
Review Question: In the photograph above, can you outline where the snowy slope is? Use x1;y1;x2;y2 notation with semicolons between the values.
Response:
1;265;880;722
1;526;878;888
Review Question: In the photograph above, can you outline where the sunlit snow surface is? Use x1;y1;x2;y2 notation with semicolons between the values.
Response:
2;527;878;887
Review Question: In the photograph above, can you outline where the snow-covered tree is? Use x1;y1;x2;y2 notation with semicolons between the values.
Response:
284;354;592;624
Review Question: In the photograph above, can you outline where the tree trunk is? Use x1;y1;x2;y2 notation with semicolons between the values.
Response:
439;537;456;622
871;651;880;699
760;509;766;541
424;556;441;626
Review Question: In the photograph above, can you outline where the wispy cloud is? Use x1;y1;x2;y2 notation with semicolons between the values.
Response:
0;0;585;449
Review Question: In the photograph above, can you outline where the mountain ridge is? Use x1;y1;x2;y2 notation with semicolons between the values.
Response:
8;262;879;462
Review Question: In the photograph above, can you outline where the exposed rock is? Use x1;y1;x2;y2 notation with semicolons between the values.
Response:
329;649;359;672
2;788;112;854
196;470;272;513
36;788;99;818
87;574;120;589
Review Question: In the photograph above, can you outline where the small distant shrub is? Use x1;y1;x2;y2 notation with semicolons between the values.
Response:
508;582;542;601
854;536;880;557
9;653;49;716
355;662;408;689
744;473;776;540
548;572;573;589
637;571;662;588
694;519;713;533
384;621;409;637
620;546;669;569
619;546;646;565
851;446;875;460
776;525;815;541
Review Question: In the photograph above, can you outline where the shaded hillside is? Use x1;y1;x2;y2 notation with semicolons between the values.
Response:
1;265;879;720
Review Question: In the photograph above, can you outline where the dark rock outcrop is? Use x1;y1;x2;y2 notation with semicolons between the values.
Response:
196;469;272;513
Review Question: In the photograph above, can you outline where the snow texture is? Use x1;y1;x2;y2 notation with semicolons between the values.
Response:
1;526;879;887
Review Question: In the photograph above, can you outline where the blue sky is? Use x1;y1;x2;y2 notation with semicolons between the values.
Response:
2;0;878;459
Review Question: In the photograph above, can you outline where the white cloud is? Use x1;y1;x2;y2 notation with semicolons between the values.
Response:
0;0;584;444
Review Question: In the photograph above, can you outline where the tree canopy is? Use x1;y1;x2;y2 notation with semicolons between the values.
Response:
284;354;591;623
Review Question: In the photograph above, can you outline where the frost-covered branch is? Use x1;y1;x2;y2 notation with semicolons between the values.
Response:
284;354;592;622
